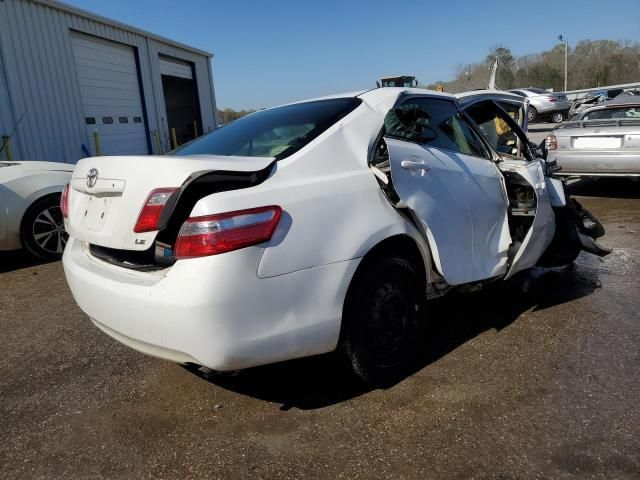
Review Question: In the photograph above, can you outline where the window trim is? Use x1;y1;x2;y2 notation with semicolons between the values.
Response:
385;93;493;162
461;99;535;162
172;97;363;160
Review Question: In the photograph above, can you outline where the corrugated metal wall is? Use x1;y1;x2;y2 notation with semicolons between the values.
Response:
0;0;217;163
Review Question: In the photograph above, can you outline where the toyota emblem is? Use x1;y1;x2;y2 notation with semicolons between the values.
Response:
86;168;99;188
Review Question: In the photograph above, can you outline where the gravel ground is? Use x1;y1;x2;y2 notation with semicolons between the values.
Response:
1;178;639;480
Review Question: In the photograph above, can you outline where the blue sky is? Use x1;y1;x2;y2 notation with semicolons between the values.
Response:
64;0;640;110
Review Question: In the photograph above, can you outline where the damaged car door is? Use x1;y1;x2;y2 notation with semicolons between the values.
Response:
384;96;512;285
461;98;555;278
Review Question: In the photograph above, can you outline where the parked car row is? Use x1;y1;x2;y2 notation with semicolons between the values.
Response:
58;88;609;385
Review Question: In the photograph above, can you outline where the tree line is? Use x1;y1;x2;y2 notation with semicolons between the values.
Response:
217;108;255;125
427;39;640;93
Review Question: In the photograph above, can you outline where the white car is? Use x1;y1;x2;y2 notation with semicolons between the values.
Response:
0;161;72;259
62;89;608;384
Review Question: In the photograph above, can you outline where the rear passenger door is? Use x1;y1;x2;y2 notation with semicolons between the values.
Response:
385;96;511;285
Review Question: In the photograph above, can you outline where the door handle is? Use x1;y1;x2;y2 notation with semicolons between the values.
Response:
401;160;430;172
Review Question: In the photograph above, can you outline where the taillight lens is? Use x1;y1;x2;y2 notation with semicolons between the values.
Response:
547;95;558;103
174;206;282;259
546;134;558;150
60;183;70;218
133;188;179;233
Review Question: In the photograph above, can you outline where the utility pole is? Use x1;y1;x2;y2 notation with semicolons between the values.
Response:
558;34;568;91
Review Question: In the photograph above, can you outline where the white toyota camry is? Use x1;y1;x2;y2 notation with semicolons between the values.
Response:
62;88;609;384
1;161;72;259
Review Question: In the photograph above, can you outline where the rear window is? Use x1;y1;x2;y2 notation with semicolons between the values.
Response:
583;106;640;120
528;88;548;94
173;98;362;159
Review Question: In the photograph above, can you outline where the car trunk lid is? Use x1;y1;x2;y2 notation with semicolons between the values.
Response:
554;119;640;152
66;155;274;251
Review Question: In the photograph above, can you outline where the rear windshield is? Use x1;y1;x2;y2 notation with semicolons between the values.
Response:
528;88;548;94
173;98;362;159
583;106;640;120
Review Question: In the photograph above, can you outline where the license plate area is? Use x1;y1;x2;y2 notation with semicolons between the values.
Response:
573;136;622;149
82;195;112;231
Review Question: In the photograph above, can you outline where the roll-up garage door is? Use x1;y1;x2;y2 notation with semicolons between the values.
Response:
159;56;193;80
71;32;149;156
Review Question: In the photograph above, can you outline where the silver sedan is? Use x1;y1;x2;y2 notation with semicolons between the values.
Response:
547;95;640;177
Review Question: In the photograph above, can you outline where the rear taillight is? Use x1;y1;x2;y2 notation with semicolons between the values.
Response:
546;134;558;150
60;183;70;218
174;206;282;259
547;95;558;103
133;188;179;233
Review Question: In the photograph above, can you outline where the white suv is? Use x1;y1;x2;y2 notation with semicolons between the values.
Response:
62;89;608;384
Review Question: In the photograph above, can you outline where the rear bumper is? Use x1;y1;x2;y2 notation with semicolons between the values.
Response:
63;237;359;370
551;151;640;176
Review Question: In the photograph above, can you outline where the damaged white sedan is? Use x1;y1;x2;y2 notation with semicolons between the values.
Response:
62;88;609;384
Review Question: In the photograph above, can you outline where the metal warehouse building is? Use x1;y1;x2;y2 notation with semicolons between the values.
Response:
0;0;218;163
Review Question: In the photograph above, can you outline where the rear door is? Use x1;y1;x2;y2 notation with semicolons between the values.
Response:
385;96;511;285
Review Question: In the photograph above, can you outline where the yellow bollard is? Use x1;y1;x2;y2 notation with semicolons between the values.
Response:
93;129;101;156
1;135;13;161
170;128;178;149
153;129;163;154
192;121;198;139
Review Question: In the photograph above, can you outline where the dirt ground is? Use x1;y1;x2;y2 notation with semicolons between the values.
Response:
1;178;639;479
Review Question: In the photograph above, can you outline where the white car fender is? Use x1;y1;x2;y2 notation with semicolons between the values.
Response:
0;167;70;250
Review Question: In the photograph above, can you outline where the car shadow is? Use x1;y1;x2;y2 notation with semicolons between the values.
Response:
0;250;56;273
567;177;640;199
186;262;601;410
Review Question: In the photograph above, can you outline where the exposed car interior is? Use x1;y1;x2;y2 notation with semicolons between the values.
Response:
371;96;539;274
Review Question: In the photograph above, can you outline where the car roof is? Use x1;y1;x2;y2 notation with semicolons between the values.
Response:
258;88;458;114
456;89;525;104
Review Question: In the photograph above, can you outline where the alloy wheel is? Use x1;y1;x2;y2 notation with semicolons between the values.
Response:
31;205;68;255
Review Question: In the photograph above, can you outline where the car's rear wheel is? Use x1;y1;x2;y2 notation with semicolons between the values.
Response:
551;112;564;123
339;256;425;386
527;106;538;123
20;195;68;260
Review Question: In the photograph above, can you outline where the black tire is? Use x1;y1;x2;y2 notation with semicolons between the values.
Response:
20;195;68;260
339;256;425;386
527;106;538;123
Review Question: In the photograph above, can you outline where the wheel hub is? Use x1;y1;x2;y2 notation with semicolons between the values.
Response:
32;206;68;254
363;284;412;364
